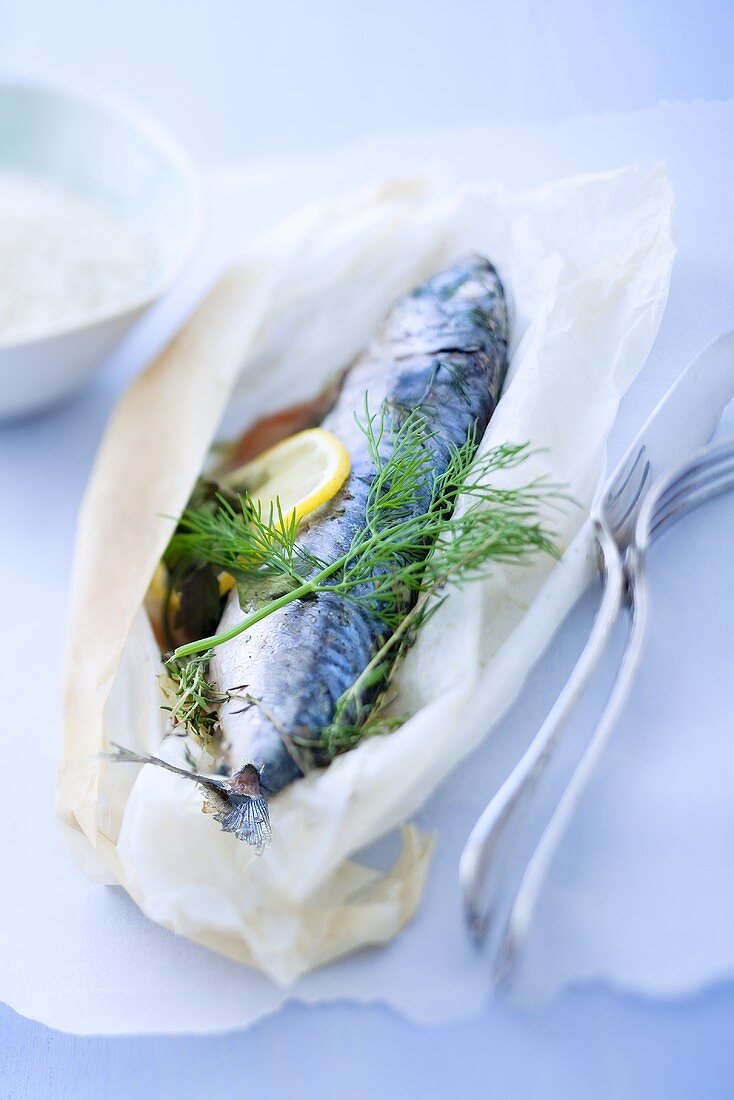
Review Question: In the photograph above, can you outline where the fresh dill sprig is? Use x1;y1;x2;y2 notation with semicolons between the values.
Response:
169;401;563;679
167;492;308;584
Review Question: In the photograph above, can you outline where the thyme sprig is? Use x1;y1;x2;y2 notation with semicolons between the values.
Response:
161;650;229;751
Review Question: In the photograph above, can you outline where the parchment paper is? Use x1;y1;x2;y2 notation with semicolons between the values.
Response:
6;101;734;1035
58;163;673;985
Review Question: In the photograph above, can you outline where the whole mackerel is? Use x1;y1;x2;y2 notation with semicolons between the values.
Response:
209;256;509;846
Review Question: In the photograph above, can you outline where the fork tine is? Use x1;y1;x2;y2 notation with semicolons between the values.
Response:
607;445;646;506
608;459;651;531
653;453;734;513
603;446;651;532
654;462;734;522
647;442;734;540
651;469;734;540
655;455;734;499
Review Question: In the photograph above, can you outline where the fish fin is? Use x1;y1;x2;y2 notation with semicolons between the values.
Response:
104;743;226;795
204;787;272;853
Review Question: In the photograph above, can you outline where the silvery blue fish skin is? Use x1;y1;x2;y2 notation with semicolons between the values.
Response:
209;256;509;846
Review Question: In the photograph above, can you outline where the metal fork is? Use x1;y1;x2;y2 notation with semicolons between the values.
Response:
494;436;734;979
459;444;646;949
462;436;734;980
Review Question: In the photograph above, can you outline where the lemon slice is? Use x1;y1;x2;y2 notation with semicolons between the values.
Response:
224;428;351;526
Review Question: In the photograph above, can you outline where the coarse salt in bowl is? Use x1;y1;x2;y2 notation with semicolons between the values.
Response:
0;78;202;418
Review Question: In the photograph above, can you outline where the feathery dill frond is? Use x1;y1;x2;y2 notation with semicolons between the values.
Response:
166;399;566;755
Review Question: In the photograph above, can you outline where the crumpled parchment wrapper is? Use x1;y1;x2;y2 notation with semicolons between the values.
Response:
58;166;674;984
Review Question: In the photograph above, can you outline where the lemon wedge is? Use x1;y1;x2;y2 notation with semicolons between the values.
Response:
224;428;351;526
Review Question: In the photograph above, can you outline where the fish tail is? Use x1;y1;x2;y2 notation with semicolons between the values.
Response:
107;744;273;852
209;762;273;853
207;790;272;853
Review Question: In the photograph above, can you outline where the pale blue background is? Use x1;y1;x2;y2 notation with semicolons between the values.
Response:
1;1;734;1096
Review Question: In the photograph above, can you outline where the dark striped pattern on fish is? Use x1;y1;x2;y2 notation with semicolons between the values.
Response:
209;256;509;839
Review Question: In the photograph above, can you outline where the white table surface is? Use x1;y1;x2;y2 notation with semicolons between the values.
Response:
2;1;734;1096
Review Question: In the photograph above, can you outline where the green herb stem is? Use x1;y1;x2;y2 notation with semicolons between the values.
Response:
172;561;342;661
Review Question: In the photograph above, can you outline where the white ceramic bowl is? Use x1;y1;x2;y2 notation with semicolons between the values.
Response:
0;79;202;417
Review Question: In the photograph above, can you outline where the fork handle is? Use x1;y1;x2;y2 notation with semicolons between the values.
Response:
460;518;625;949
497;543;648;982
